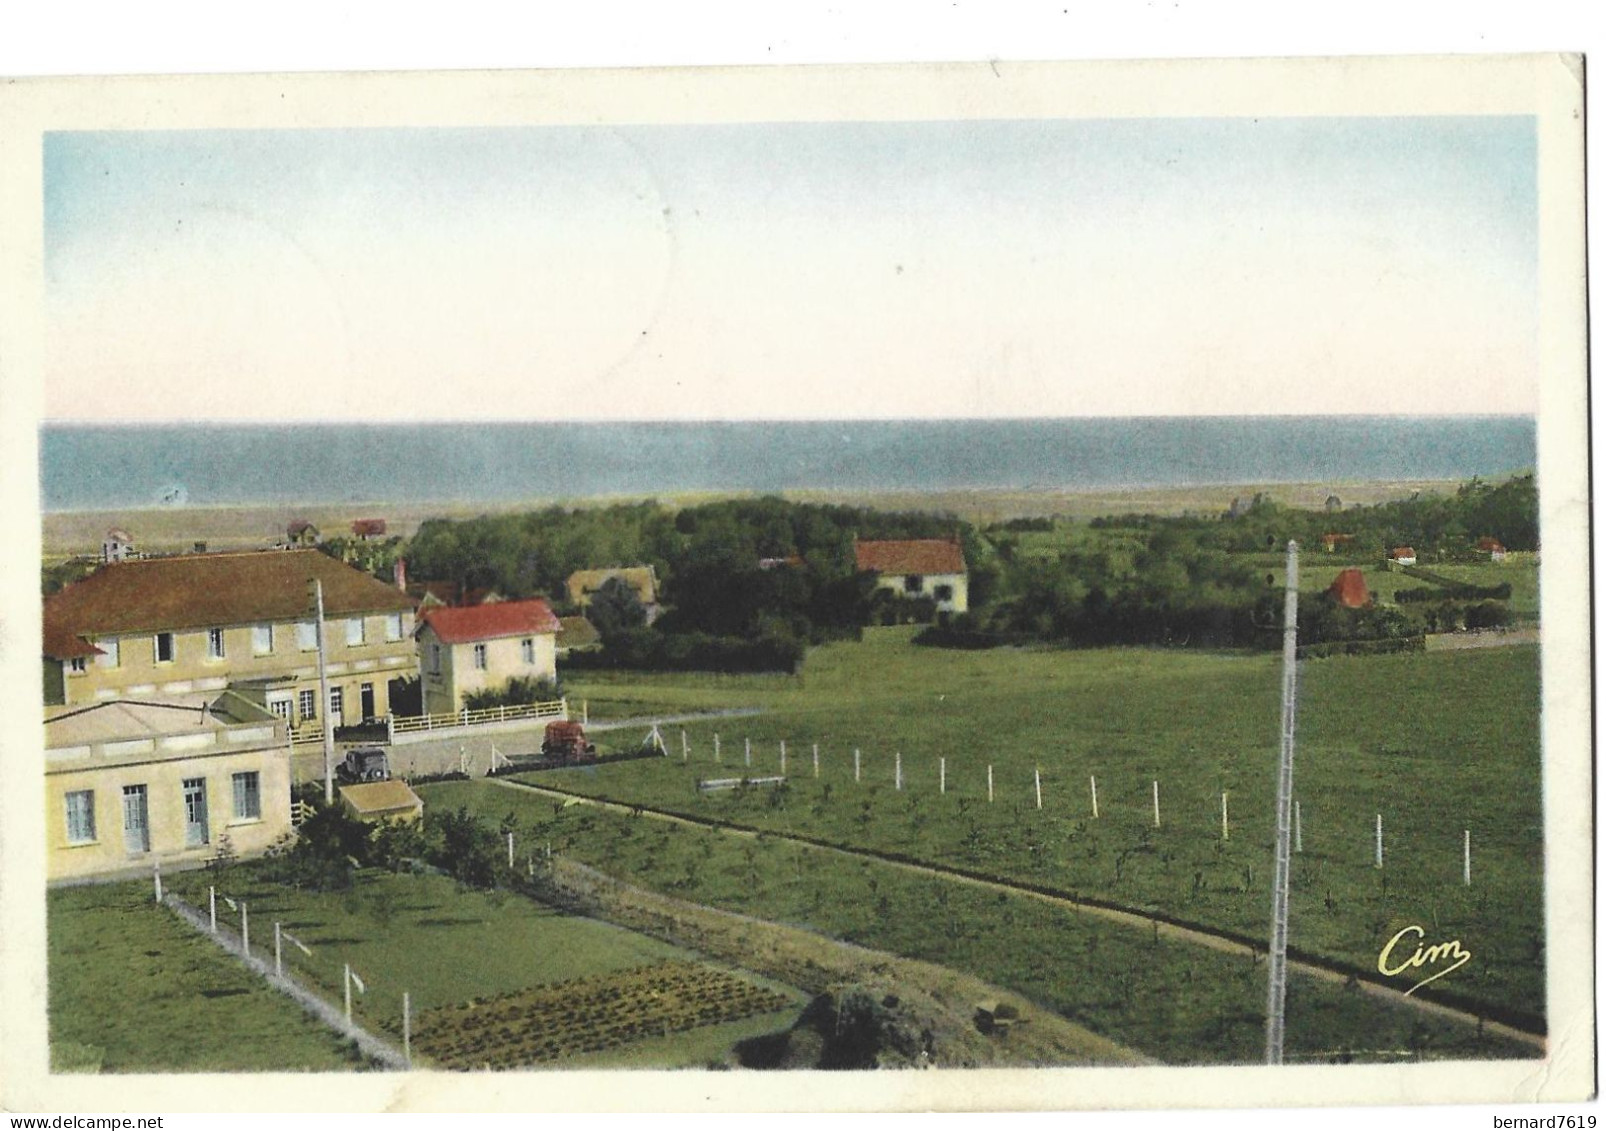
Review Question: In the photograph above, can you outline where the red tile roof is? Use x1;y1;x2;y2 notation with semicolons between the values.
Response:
1326;569;1372;609
1476;537;1506;553
418;599;562;645
352;518;387;537
1389;547;1416;559
853;538;966;576
42;550;413;645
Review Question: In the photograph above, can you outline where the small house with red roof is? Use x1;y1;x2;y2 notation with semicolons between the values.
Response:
1476;537;1508;563
351;518;388;541
1387;547;1418;568
415;599;562;714
1326;569;1372;609
286;519;320;546
853;537;969;615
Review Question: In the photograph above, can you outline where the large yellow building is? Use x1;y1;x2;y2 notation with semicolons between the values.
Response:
416;599;561;714
42;549;419;729
44;693;293;881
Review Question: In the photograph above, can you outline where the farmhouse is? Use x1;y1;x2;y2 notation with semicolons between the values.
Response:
286;519;320;546
1387;546;1418;568
415;598;562;715
41;549;418;729
1326;569;1372;609
1476;537;1508;563
44;692;292;881
102;527;135;563
351;518;388;540
853;537;969;615
566;566;661;624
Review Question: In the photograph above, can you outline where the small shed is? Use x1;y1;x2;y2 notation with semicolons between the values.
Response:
1387;547;1418;568
1476;537;1508;562
338;779;423;824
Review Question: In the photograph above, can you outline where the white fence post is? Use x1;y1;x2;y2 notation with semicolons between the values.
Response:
744;738;751;768
386;714;395;744
1221;792;1230;841
854;748;861;782
939;757;946;794
1294;800;1303;853
507;831;515;868
812;743;819;778
274;921;282;977
153;860;162;904
241;902;249;957
682;731;689;762
1375;813;1384;868
1090;775;1099;819
780;741;786;774
1034;768;1042;810
987;764;994;803
1152;780;1161;828
1463;829;1471;886
344;964;352;1024
403;991;412;1067
714;733;721;762
209;886;217;932
582;700;588;725
895;751;903;791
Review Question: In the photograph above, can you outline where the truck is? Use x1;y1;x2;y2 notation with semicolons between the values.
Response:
540;720;597;763
336;746;392;784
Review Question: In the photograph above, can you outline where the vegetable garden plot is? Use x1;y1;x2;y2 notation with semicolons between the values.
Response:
405;960;794;1069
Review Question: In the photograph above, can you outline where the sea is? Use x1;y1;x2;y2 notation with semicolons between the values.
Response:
38;417;1535;513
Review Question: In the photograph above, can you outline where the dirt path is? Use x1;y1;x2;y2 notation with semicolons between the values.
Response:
487;777;1546;1053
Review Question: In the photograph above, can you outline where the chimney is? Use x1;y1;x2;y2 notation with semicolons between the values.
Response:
394;557;408;591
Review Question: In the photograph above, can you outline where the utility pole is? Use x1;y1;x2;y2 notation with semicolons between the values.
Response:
1265;539;1300;1065
311;578;335;804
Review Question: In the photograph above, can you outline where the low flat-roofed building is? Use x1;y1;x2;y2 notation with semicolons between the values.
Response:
339;779;423;824
44;691;294;882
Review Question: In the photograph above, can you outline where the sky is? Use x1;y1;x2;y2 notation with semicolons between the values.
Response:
42;116;1538;422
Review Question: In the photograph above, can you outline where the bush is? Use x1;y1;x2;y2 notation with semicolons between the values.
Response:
463;675;563;711
1297;637;1426;659
562;628;803;673
1465;601;1515;630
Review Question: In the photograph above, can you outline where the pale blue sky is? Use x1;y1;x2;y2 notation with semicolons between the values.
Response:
43;117;1537;421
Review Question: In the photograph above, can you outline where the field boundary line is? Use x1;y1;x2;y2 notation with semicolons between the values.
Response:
487;777;1546;1052
160;891;410;1070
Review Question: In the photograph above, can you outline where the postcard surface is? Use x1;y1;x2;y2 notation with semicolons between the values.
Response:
0;55;1592;1114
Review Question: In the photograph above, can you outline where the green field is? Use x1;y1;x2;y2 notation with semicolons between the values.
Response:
1423;557;1541;620
160;867;804;1068
551;630;1543;1027
48;882;366;1072
419;777;1535;1064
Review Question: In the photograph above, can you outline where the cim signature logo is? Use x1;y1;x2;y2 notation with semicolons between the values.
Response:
1377;925;1471;995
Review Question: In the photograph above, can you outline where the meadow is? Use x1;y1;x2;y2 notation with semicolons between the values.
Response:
159;867;805;1069
419;777;1535;1065
547;629;1543;1029
47;882;366;1072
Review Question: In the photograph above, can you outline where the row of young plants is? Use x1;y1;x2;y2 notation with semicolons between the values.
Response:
407;960;792;1069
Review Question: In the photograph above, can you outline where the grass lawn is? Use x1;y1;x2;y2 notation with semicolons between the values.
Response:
1422;557;1540;620
552;631;1543;1026
419;778;1535;1065
161;867;803;1069
48;882;365;1073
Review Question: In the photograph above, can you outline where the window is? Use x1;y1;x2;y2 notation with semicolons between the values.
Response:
154;632;174;663
64;790;96;844
232;771;261;821
68;657;88;674
268;698;291;722
430;644;442;675
933;584;954;602
473;643;488;670
297;621;317;651
330;686;344;718
252;624;274;654
298;688;316;720
903;574;924;593
99;637;120;668
521;638;535;664
346;617;365;646
207;627;225;659
385;613;404;642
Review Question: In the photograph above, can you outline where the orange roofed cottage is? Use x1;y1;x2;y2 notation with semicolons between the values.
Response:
41;549;418;729
415;599;563;715
1326;569;1372;609
853;537;969;616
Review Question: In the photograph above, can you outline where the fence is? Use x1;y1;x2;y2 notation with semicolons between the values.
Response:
388;698;568;739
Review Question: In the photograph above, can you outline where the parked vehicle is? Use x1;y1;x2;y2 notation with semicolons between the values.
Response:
540;720;597;763
336;746;392;784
